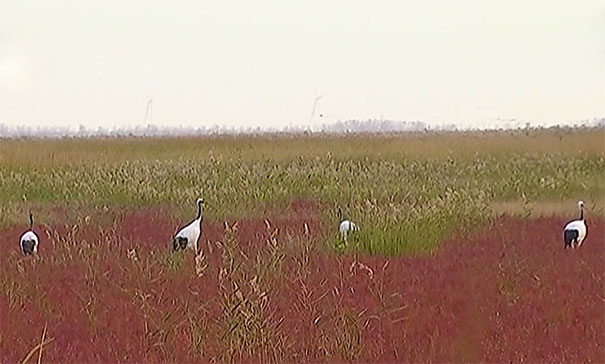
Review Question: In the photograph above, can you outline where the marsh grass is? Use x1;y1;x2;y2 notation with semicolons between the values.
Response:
491;198;605;218
216;223;289;363
1;128;602;165
1;209;604;362
1;128;603;255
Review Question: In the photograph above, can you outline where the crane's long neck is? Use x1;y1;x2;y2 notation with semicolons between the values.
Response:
338;208;343;222
579;205;584;220
197;202;203;220
29;213;34;230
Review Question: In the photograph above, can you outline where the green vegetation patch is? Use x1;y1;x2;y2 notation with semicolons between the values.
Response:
1;129;603;255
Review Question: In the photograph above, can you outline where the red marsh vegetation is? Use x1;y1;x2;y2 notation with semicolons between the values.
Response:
0;202;603;363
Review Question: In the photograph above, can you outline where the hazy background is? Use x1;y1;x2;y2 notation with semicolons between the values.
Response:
1;0;604;132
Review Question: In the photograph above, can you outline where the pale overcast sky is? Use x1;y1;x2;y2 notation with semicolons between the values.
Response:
1;0;603;130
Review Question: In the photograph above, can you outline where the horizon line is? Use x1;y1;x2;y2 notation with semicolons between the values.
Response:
0;118;603;139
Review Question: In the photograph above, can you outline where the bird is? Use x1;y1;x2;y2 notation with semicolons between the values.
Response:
563;200;587;249
338;207;359;243
173;198;204;254
20;213;39;256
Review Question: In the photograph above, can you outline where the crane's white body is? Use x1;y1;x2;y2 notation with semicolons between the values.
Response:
175;219;202;252
20;214;39;255
338;207;359;242
564;219;587;248
563;201;587;249
174;198;204;253
339;220;358;236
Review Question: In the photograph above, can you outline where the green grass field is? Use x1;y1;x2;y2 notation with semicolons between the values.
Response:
1;128;603;255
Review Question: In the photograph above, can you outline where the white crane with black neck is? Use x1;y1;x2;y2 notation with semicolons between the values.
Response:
173;198;204;254
563;200;587;249
20;213;39;255
338;207;359;243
